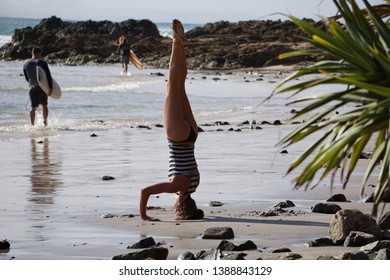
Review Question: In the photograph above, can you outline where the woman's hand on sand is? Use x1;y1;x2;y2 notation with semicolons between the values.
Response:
141;215;160;222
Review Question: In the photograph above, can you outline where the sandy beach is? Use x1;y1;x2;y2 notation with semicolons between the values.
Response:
0;66;389;261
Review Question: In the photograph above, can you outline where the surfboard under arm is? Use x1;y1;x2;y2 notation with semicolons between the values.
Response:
36;65;62;99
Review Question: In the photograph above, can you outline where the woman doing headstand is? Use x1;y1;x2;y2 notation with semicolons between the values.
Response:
139;19;203;221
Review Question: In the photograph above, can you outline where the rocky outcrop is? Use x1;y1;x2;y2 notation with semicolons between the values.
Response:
1;16;163;65
329;209;382;245
184;19;322;70
0;16;327;69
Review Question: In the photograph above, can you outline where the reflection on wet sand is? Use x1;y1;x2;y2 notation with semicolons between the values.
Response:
30;137;62;204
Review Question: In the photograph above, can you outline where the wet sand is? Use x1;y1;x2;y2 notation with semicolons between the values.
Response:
0;67;388;260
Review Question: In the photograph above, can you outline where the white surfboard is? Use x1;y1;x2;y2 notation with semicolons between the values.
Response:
36;66;61;99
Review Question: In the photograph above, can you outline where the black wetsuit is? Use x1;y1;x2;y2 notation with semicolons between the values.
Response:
118;43;131;64
23;59;52;107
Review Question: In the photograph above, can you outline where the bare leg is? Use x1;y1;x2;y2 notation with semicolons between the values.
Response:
164;19;197;142
42;105;48;126
175;20;198;136
30;107;36;126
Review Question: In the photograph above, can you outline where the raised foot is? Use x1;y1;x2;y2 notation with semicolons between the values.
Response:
172;19;187;44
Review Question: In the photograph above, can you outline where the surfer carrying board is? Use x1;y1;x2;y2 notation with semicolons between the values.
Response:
117;36;131;74
117;36;143;74
139;19;203;221
23;47;52;126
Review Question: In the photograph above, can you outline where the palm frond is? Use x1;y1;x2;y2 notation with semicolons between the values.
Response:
272;0;390;216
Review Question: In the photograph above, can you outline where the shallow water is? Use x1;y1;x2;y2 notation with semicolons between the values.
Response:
0;61;301;137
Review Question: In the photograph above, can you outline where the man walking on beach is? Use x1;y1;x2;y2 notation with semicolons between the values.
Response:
23;47;52;126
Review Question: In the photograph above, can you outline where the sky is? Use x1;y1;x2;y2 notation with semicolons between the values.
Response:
0;0;386;23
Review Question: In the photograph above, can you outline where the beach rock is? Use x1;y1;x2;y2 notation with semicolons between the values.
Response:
326;193;350;202
209;201;224;207
222;253;247;260
213;121;230;126
307;237;335;247
195;248;246;260
202;227;234;239
196;248;222;260
127;237;157;249
365;251;379;260
101;213;134;218
259;207;299;217
312;202;342;214
276;252;302;260
235;241;257;251
343;231;378;247
101;213;115;218
360;240;390;251
149;72;164;76
0;17;326;69
359;152;372;159
383;230;390;240
111;247;168;260
274;200;295;208
217;241;236;251
101;175;115;180
362;190;390;203
329;209;382;245
375;248;390;260
217;240;257;251
270;247;291;253
317;255;338;260
0;240;10;250
338;251;369;260
178;251;196;260
137;125;151;130
378;211;390;230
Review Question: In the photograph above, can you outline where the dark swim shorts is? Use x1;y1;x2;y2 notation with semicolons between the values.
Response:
29;87;48;107
121;54;130;64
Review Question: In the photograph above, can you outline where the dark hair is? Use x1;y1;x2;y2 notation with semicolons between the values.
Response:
32;47;42;55
175;196;204;220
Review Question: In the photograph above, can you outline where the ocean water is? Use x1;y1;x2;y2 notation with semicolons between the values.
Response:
0;59;287;136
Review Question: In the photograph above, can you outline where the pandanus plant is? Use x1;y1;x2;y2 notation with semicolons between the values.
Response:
271;0;390;216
